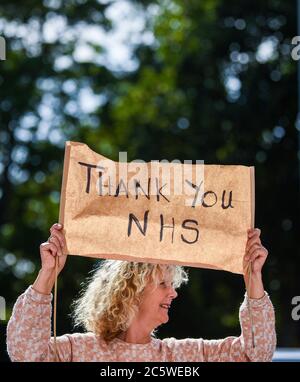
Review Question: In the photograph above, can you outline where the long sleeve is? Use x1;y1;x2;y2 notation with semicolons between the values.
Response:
6;286;72;362
7;286;276;362
161;291;276;362
202;291;276;361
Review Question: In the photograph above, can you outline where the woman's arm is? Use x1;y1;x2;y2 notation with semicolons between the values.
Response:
243;228;268;299
169;228;276;362
202;228;276;361
6;223;70;362
201;291;276;362
6;286;72;362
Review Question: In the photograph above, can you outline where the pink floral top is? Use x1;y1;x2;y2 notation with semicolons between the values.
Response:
6;286;276;362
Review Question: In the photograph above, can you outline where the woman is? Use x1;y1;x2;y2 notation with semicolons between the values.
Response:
6;223;276;362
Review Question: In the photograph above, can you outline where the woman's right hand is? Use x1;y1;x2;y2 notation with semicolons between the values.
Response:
33;223;68;294
39;223;68;275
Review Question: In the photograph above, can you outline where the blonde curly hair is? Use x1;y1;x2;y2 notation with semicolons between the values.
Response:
72;260;188;342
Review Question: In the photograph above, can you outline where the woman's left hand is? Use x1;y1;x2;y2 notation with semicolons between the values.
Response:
244;228;268;275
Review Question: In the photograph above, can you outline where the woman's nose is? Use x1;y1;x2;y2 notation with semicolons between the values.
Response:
168;287;178;299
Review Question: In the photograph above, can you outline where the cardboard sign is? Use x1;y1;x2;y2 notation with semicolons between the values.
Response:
59;141;255;274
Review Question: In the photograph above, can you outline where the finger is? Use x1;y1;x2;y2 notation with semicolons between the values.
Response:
248;228;261;238
248;243;264;258
40;242;58;256
48;236;63;256
50;226;66;250
250;247;268;262
49;230;65;249
50;223;63;233
246;237;261;252
245;248;260;264
259;246;268;259
250;249;264;263
245;243;263;260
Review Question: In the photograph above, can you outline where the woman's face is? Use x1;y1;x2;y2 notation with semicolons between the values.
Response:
137;272;178;329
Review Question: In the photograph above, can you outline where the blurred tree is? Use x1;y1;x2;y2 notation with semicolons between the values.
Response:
0;0;299;361
100;0;299;345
